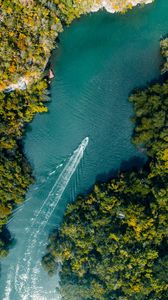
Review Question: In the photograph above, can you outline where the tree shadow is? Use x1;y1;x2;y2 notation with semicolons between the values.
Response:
77;155;146;199
129;61;168;100
95;155;146;184
0;226;16;253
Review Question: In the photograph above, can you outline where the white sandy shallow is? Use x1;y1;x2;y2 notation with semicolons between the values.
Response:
90;0;153;13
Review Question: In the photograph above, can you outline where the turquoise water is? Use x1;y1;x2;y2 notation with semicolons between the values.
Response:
1;0;168;299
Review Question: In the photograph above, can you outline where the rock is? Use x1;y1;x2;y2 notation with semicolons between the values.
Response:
48;69;54;79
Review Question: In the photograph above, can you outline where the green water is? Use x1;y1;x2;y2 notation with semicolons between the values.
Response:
1;1;168;299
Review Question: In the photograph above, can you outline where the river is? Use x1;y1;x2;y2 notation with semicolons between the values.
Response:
1;0;168;299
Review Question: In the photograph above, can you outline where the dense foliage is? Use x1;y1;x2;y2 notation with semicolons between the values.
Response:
0;79;49;150
42;41;168;299
0;150;33;258
0;0;62;90
161;38;168;73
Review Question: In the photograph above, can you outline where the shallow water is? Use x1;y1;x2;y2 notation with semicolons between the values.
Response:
1;0;168;299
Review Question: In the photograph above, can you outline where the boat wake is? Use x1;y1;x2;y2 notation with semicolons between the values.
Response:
13;137;89;300
3;267;13;300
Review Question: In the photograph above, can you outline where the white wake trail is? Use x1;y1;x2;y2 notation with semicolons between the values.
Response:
30;138;88;228
3;267;13;300
14;137;89;299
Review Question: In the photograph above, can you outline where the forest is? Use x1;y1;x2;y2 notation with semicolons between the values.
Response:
0;0;150;261
42;40;168;299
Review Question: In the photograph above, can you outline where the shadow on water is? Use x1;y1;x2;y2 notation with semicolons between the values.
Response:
75;155;146;200
129;57;168;97
95;155;146;183
0;227;16;274
0;227;13;249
